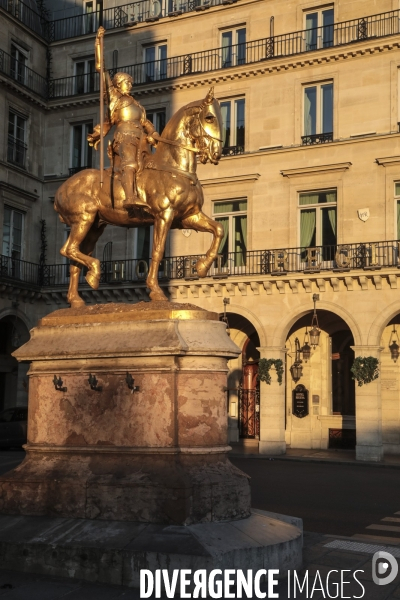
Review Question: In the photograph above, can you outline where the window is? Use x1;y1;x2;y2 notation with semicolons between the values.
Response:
136;227;152;261
83;1;99;33
213;199;247;268
2;206;24;262
305;7;334;50
302;82;333;144
147;109;166;134
395;183;400;239
144;44;167;82
220;98;245;156
70;122;93;175
221;27;246;68
7;111;27;168
74;59;96;94
10;43;27;85
299;190;337;260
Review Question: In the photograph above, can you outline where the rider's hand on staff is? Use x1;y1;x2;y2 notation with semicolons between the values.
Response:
147;135;158;147
96;26;105;41
87;133;101;150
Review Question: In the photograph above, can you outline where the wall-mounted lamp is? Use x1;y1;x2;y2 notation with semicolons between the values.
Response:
53;375;67;392
222;297;230;336
290;338;303;382
309;293;321;348
126;372;140;393
88;374;102;392
301;328;311;362
389;326;400;363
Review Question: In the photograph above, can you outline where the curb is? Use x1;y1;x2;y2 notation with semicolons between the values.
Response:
229;453;400;469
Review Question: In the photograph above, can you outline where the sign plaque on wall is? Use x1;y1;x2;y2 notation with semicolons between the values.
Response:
292;384;309;418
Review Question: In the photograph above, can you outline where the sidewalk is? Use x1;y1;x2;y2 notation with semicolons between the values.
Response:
0;531;399;599
230;441;400;468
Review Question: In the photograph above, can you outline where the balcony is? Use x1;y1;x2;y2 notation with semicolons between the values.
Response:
47;8;400;99
0;0;47;37
222;145;245;156
2;240;400;294
301;132;333;145
0;49;48;98
7;136;27;169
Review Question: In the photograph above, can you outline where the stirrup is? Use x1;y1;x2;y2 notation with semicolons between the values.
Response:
123;197;149;211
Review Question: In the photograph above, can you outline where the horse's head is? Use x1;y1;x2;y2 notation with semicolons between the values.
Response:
185;88;223;165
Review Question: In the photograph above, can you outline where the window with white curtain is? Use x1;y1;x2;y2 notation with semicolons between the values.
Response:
70;122;93;173
220;98;245;155
2;206;24;260
303;82;333;142
299;190;337;258
74;58;96;94
221;27;246;68
213;199;247;268
10;43;28;85
304;7;334;51
144;44;167;82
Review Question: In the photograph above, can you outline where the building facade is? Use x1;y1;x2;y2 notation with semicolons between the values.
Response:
1;0;400;461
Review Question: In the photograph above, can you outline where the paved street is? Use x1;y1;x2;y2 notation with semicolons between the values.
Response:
0;451;399;598
231;457;400;541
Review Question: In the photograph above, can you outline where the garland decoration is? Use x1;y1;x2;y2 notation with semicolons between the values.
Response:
258;358;284;385
350;356;379;387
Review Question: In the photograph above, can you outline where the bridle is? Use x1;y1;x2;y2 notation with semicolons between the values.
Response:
151;105;222;154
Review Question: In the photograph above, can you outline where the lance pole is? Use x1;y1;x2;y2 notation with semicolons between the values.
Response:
99;29;104;188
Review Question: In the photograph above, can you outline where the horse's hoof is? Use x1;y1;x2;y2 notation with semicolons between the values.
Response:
196;259;209;278
69;298;85;308
149;290;168;302
85;271;100;289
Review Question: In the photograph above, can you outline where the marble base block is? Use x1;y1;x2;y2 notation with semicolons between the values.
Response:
1;302;251;525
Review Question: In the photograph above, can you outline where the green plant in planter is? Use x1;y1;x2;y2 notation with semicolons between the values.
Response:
258;358;284;385
350;356;379;387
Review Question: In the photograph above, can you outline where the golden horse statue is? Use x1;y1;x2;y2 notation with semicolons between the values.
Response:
54;88;224;307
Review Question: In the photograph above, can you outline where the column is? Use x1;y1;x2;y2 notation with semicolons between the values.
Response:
258;346;287;455
352;345;383;462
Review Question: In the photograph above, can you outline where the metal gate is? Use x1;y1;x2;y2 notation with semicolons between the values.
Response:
238;384;260;438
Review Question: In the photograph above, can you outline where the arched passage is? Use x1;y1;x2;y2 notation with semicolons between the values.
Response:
0;315;30;412
222;312;261;443
286;309;356;451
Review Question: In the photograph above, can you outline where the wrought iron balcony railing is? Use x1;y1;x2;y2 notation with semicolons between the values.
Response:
0;0;47;37
0;49;48;98
301;132;334;145
3;240;400;291
69;165;92;176
47;8;400;98
222;145;245;156
7;136;27;168
0;254;40;285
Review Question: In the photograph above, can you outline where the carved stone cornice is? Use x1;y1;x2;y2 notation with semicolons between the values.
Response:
281;163;352;178
375;156;400;167
200;173;261;186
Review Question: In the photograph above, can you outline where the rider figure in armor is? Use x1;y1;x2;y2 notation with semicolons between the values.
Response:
88;26;157;212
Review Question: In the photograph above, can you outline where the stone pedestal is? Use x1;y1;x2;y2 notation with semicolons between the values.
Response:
0;302;302;586
1;302;250;524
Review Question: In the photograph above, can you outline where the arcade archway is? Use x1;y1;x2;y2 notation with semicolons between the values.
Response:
0;315;29;412
286;310;355;450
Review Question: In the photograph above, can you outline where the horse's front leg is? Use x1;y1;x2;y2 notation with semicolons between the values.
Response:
181;211;224;277
147;208;174;301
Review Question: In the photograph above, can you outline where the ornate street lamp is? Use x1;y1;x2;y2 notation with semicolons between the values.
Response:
290;338;303;382
309;293;321;348
221;297;230;336
301;328;311;362
389;326;400;363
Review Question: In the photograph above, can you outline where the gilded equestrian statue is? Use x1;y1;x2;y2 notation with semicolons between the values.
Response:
54;29;224;307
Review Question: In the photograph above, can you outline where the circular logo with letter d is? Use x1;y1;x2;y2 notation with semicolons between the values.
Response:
372;551;399;586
